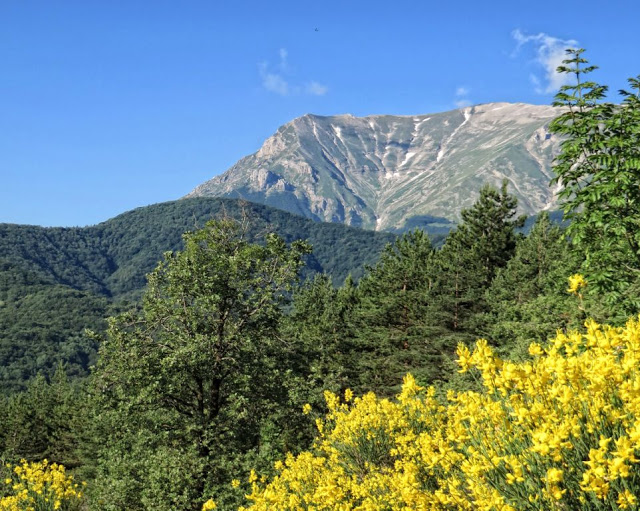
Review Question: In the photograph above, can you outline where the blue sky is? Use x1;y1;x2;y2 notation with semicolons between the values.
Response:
2;0;639;226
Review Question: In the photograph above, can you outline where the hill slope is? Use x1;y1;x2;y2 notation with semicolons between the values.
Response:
0;197;396;392
186;103;562;231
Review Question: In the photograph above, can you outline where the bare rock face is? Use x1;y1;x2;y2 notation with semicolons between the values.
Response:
185;103;563;231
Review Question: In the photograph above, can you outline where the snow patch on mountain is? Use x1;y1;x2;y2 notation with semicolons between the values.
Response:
186;103;563;231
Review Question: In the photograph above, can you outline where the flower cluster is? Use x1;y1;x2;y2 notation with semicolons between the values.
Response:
567;273;587;295
1;459;84;511
238;316;640;510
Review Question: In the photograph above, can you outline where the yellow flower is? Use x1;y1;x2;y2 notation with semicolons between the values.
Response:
618;490;637;509
230;317;640;511
546;467;563;484
202;498;217;510
0;459;83;510
456;343;472;372
567;273;587;294
302;403;312;415
528;342;544;356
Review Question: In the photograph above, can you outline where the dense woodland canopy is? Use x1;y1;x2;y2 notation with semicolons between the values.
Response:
0;198;397;394
2;49;640;510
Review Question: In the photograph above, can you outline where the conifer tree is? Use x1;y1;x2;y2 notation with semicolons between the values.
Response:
0;365;86;469
484;213;585;358
283;274;360;403
352;230;447;394
433;181;525;334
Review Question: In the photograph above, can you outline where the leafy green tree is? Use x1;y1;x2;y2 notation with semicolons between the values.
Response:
90;220;311;511
550;48;640;310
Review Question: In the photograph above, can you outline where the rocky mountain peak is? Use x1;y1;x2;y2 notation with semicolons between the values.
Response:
185;103;563;232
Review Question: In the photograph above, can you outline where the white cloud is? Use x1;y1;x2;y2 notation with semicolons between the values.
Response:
278;48;288;70
263;73;289;96
259;62;290;96
306;81;328;96
259;49;328;97
512;29;579;94
454;85;471;108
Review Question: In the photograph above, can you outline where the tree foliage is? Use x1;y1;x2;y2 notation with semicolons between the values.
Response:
484;213;586;358
433;180;525;334
90;220;311;510
0;261;109;394
0;366;87;469
0;198;396;394
550;48;640;308
282;274;360;402
353;230;447;394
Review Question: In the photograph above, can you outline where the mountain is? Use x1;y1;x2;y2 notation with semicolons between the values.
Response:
0;198;396;392
186;103;563;231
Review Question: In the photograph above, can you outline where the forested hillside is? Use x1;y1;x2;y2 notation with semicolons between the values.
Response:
0;197;397;393
1;197;398;298
2;182;597;510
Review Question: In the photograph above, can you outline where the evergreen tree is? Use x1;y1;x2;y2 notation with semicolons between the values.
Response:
433;181;525;334
484;213;586;358
352;230;447;394
283;274;359;401
0;366;87;468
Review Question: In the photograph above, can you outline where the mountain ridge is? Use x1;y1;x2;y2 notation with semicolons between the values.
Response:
186;102;563;231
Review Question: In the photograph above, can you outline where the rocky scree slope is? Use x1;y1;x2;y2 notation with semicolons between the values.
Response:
186;103;563;232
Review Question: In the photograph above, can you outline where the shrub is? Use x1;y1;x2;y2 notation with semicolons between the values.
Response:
236;316;640;510
1;459;84;511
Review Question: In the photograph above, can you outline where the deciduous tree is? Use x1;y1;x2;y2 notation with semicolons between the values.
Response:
91;220;311;511
550;48;640;309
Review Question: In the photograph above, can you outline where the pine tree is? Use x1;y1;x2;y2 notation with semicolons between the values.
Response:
283;274;360;403
433;181;525;334
484;213;585;358
0;366;87;468
352;230;447;394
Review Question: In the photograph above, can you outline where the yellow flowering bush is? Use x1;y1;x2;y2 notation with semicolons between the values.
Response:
238;316;640;510
0;459;84;511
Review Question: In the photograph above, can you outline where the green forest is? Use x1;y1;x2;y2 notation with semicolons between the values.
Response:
0;198;397;394
2;50;640;510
